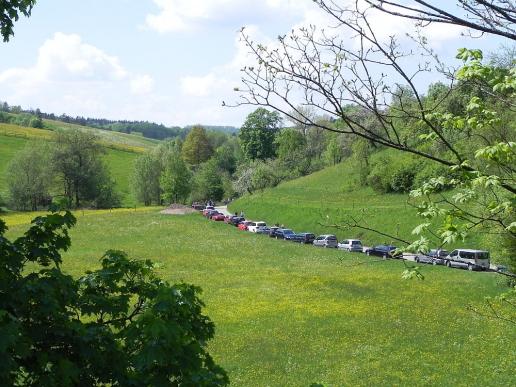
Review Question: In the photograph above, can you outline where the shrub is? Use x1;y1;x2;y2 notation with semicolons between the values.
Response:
390;165;415;193
366;156;393;193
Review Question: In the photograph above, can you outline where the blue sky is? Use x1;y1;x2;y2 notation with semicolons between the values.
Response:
0;0;503;127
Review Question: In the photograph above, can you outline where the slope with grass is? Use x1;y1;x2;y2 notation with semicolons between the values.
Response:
3;210;514;386
0;122;150;206
229;160;497;257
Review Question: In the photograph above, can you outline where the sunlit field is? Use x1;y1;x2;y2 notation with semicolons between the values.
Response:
3;209;514;386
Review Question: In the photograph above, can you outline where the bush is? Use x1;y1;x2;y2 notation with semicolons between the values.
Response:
390;165;415;193
0;211;228;386
366;156;393;193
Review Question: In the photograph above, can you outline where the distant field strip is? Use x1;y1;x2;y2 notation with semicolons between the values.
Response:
0;123;54;140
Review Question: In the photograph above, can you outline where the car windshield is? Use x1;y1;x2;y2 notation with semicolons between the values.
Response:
351;241;361;245
476;252;489;259
283;229;294;234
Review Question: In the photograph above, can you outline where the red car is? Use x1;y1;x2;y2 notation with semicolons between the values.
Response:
202;206;215;216
211;213;225;221
238;221;253;231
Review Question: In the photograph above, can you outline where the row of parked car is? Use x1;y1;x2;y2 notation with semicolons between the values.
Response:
199;206;491;271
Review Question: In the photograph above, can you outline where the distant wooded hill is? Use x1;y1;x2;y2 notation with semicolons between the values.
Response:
0;101;239;140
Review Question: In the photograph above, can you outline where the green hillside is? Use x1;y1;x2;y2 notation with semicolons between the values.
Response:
43;119;160;150
229;160;498;257
0;122;150;206
3;210;514;386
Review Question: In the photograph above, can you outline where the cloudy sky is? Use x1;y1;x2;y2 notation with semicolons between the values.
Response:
0;0;501;127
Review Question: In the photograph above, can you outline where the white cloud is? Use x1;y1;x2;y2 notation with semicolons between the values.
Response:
180;73;218;97
146;0;238;32
145;0;314;33
0;33;157;121
130;74;155;95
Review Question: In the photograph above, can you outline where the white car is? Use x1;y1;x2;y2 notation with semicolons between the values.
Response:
247;221;267;233
337;239;363;252
444;249;490;271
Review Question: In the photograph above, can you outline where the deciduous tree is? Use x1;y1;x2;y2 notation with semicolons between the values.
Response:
239;108;282;161
52;129;119;208
6;143;51;211
182;125;213;167
133;153;162;206
161;151;192;204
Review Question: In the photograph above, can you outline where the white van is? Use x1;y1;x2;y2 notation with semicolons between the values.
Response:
444;249;490;271
248;221;267;233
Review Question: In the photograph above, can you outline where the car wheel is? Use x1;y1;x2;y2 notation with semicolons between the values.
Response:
432;259;437;266
366;251;370;256
415;256;419;263
468;264;473;271
446;260;452;268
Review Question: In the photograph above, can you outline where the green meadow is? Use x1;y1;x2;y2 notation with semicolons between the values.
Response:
3;209;514;386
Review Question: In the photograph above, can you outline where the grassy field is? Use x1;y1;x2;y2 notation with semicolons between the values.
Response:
229;161;499;258
0;133;139;206
3;209;514;386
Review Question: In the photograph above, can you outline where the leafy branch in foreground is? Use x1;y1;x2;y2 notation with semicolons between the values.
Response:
0;0;36;42
0;211;228;386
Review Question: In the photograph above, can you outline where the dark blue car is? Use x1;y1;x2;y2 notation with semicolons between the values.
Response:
364;245;400;259
275;229;296;240
292;233;316;244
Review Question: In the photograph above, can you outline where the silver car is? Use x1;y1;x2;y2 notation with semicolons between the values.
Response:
337;239;363;252
313;234;338;248
415;249;449;265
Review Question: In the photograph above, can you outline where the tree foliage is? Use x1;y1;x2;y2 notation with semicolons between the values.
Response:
161;150;192;204
182;126;213;167
52;129;119;208
192;159;224;202
133;153;162;206
6;143;51;211
0;0;36;42
239;108;282;161
0;211;228;385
